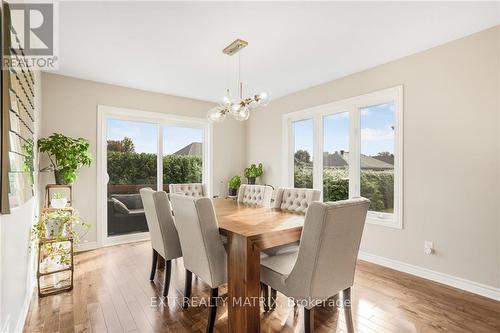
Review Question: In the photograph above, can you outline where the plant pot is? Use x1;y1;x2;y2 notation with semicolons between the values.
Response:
228;188;238;196
51;198;68;208
54;170;68;185
45;218;66;239
247;177;256;185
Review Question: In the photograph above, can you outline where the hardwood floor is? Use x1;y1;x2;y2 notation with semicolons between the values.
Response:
24;241;500;333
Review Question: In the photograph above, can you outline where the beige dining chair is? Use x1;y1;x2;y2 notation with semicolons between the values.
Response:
169;194;227;333
260;197;370;333
264;187;322;257
169;183;206;197
273;187;321;213
237;184;273;207
139;188;182;297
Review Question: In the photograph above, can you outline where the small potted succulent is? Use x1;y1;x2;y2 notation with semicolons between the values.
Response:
244;163;263;184
228;176;241;196
50;192;68;209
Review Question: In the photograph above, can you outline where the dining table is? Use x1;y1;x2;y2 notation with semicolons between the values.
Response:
213;198;306;333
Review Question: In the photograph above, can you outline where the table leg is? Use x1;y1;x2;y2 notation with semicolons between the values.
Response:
227;233;261;332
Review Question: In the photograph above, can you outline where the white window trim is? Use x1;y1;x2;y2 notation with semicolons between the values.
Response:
282;86;403;229
97;105;213;247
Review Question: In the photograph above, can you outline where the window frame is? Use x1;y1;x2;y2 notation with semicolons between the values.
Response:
282;86;403;228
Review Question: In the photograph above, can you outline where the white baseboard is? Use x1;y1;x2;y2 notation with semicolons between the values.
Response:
358;251;500;301
76;241;99;252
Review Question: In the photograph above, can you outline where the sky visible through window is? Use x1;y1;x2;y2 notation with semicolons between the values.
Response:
107;119;203;154
294;102;395;156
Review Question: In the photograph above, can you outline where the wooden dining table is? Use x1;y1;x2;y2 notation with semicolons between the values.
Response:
213;198;306;333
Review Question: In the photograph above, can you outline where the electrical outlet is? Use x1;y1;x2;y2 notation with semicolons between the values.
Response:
424;241;434;255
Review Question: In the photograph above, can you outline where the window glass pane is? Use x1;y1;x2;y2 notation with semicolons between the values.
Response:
163;126;203;188
360;103;395;213
323;112;349;201
293;119;313;188
106;119;158;236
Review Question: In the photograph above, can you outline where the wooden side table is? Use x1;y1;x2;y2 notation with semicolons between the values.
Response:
36;208;75;297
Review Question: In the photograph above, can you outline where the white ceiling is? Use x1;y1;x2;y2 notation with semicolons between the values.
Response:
55;1;500;103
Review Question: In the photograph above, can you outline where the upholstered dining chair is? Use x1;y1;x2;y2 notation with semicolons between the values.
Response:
273;187;321;214
264;187;321;259
169;194;227;333
260;197;370;333
237;184;273;207
139;188;182;297
169;183;206;197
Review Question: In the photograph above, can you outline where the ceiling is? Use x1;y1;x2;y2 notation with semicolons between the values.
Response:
54;1;500;103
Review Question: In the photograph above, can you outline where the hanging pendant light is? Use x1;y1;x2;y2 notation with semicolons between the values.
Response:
207;39;269;123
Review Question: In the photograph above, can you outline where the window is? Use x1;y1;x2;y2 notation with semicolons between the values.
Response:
98;105;212;245
163;126;204;185
283;86;403;228
293;119;314;188
106;119;158;237
323;112;350;201
360;103;395;215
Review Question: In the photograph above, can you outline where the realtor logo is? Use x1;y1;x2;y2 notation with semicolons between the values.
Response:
4;2;58;70
9;3;53;55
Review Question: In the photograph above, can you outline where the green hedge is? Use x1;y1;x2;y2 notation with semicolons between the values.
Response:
107;152;202;185
294;167;394;212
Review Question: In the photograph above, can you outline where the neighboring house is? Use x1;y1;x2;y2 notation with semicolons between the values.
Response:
323;151;394;170
373;154;395;165
173;142;202;156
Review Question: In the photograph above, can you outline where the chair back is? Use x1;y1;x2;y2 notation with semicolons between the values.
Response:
237;184;273;207
170;194;226;288
169;183;205;197
286;197;370;300
273;187;321;214
140;188;182;260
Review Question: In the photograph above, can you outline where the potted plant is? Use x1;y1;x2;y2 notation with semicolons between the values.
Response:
32;209;90;266
244;163;263;184
50;192;68;209
228;176;241;196
38;133;93;185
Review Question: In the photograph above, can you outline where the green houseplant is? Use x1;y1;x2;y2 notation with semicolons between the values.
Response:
31;209;90;266
38;133;93;184
228;175;241;196
244;163;263;184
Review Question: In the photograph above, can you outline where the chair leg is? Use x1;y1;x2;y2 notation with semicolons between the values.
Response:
261;283;270;312
270;288;277;309
206;288;219;333
163;260;171;297
183;270;193;309
304;307;315;333
149;249;158;281
343;287;354;333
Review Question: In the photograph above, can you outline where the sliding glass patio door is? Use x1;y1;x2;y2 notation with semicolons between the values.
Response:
98;106;211;246
106;119;159;238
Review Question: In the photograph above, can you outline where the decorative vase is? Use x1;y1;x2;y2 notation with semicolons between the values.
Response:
228;188;238;196
247;177;256;185
51;198;68;208
54;170;67;185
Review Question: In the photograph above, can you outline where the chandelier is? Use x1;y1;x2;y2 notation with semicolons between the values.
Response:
207;39;269;122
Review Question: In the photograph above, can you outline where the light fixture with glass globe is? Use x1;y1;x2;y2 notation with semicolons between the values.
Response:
207;39;270;123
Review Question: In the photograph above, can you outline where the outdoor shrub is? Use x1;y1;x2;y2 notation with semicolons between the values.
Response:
294;166;394;212
107;152;202;185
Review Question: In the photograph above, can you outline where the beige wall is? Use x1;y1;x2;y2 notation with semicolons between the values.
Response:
41;73;246;246
247;27;500;288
